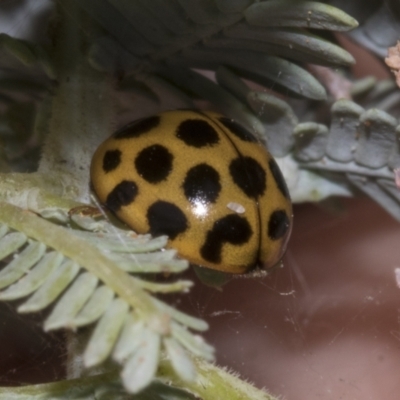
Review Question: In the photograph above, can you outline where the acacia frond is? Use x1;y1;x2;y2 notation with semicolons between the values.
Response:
293;98;400;220
0;202;213;394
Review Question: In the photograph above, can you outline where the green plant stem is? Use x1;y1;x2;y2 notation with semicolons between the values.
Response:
0;372;119;399
37;1;116;203
158;358;279;400
0;358;279;400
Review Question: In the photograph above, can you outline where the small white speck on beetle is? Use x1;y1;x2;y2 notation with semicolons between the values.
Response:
227;202;245;214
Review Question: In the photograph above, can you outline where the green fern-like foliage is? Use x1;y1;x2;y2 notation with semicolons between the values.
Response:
0;0;398;399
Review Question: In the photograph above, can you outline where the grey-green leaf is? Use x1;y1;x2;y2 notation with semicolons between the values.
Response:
108;0;174;46
171;322;215;361
121;327;161;393
113;315;145;363
247;91;298;157
164;336;196;382
355;109;398;169
135;0;193;35
18;260;80;313
245;1;358;31
72;285;115;328
0;232;27;261
327;100;364;162
110;250;189;273
0;251;63;300
84;298;129;367
72;230;168;253
153;298;209;332
0;223;8;239
224;24;355;66
0;33;37;66
44;272;99;331
215;0;253;13
174;49;327;100
157;65;265;133
294;123;329;162
71;0;154;56
176;0;222;25
0;241;46;289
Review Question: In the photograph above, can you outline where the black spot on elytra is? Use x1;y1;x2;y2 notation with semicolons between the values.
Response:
176;119;219;148
135;144;173;183
102;149;121;173
105;180;138;212
268;209;290;240
114;115;160;139
219;117;258;142
269;158;290;199
183;164;221;204
200;214;252;263
147;201;188;240
229;156;266;198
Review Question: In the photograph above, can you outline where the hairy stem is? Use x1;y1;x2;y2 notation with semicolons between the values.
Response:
38;1;116;203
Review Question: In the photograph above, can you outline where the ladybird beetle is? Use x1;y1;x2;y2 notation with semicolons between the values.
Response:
90;110;292;274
